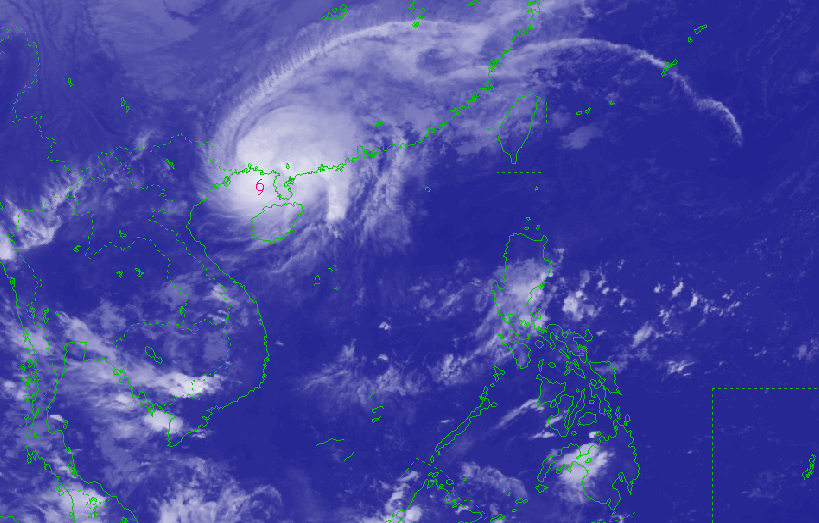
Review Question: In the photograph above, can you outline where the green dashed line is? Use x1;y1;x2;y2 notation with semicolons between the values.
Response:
3;0;548;519
711;387;819;521
0;40;266;523
197;0;541;243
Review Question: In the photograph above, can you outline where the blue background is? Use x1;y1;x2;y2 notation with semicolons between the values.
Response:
1;0;818;522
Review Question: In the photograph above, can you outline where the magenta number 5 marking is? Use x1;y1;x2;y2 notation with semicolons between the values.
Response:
256;179;264;195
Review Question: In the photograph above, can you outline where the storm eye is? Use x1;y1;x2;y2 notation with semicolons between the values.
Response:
417;49;449;74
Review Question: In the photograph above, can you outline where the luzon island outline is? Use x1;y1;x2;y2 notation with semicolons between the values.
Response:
369;229;639;523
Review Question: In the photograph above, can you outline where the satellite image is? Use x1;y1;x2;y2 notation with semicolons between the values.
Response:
1;0;818;522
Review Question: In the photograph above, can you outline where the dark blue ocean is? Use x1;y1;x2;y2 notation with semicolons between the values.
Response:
1;0;818;522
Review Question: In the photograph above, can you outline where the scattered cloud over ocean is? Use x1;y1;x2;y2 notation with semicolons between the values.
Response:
155;458;284;522
461;461;528;498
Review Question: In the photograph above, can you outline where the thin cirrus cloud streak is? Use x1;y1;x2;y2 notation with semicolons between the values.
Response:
203;2;558;249
549;38;743;145
199;4;735;274
298;341;428;416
